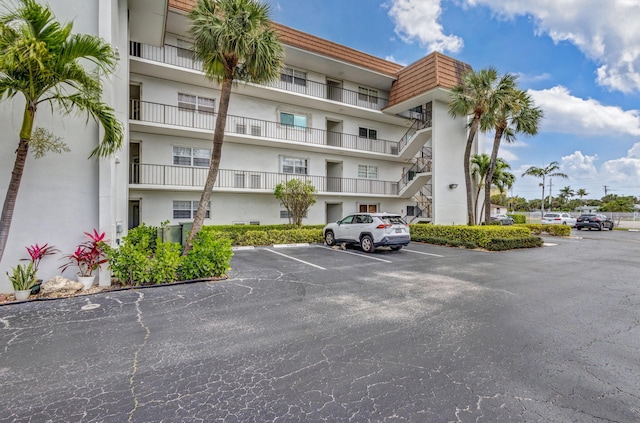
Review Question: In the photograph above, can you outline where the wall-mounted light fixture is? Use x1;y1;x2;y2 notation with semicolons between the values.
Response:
449;183;458;189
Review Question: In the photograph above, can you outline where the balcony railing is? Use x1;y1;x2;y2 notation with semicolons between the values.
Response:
130;42;390;111
130;163;400;195
130;99;400;155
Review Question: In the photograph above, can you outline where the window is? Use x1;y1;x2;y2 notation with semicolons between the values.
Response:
173;146;211;167
358;204;378;213
281;156;308;174
280;210;291;219
178;93;215;114
250;174;261;189
176;39;194;59
359;127;377;140
173;200;210;219
281;67;307;86
280;112;307;128
358;165;378;179
235;173;245;188
358;87;378;104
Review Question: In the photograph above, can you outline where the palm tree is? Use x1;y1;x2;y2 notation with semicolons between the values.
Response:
0;0;123;264
559;186;575;204
184;0;284;252
449;68;515;225
576;188;589;201
471;154;491;224
483;87;542;224
522;161;568;214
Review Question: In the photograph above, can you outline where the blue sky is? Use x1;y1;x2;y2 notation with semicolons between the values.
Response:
267;0;640;201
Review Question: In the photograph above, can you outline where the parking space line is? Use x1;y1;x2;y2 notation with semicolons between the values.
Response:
264;248;326;270
403;249;444;257
316;245;393;263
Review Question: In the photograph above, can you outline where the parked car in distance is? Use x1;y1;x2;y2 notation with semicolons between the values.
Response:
323;212;410;252
490;214;514;225
575;214;614;231
541;212;577;226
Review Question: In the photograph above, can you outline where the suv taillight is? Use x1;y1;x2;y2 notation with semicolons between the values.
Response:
376;223;392;229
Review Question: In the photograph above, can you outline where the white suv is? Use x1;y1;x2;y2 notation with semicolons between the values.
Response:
323;212;410;252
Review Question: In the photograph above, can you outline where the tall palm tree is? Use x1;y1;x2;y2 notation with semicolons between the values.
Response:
449;68;515;225
576;188;589;201
471;153;490;224
522;161;568;214
559;186;575;204
492;164;515;196
472;155;513;221
184;0;284;252
483;87;542;224
0;0;123;264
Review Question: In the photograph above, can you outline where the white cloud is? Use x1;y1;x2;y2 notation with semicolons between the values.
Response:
462;0;640;92
528;86;640;136
385;0;463;53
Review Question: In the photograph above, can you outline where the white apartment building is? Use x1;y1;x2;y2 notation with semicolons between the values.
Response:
0;0;474;292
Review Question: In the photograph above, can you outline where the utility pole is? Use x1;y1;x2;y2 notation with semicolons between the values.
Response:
603;185;609;196
548;178;553;211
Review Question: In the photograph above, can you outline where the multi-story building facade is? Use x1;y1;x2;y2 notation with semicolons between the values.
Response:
0;0;475;292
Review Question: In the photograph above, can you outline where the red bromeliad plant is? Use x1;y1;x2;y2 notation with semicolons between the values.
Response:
23;243;59;273
60;230;108;277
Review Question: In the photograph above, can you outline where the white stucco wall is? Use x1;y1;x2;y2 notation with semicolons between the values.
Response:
0;0;130;293
431;99;470;225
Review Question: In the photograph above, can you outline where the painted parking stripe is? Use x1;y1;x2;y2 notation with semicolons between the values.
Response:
403;249;444;257
317;245;393;263
265;248;326;270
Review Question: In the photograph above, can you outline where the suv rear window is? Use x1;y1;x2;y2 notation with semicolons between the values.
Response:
545;214;559;218
380;215;406;225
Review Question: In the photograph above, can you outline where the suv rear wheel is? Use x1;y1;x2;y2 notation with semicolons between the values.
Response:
360;235;375;253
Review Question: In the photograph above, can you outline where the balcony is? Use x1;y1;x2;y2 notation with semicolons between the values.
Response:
129;42;412;123
130;164;400;196
130;100;402;157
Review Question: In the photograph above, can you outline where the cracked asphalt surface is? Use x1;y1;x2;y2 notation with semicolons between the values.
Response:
1;230;639;422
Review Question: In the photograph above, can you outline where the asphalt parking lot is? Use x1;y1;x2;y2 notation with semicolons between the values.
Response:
1;232;639;422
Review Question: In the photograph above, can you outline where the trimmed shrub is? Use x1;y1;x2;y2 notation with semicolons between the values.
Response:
149;240;183;284
179;231;233;280
484;236;544;251
508;214;527;224
203;225;323;246
123;223;160;253
104;235;153;286
524;224;571;237
410;224;530;248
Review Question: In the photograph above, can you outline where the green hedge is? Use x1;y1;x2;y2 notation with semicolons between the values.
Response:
523;224;571;237
484;236;544;251
409;224;531;248
203;225;323;246
508;214;527;224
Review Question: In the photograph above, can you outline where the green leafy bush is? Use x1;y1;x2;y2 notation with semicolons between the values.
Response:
410;224;531;248
149;240;183;284
105;226;185;285
508;214;527;224
104;235;152;285
203;225;323;246
524;224;571;236
484;236;544;251
179;231;233;280
123;223;160;253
